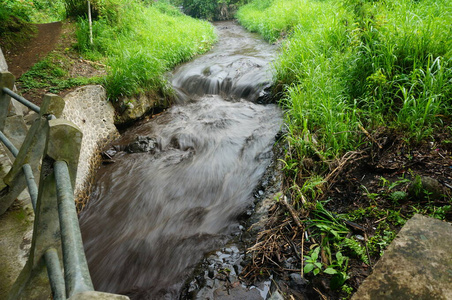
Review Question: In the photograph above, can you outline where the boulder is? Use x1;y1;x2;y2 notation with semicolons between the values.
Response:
352;214;452;299
116;92;169;125
125;136;157;153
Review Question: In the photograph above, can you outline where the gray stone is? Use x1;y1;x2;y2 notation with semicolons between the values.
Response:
0;143;12;190
289;273;307;289
8;100;24;117
213;284;262;300
62;85;119;197
0;202;34;300
125;136;157;153
408;176;445;200
0;47;7;72
267;290;284;300
352;214;452;300
117;92;168;125
23;112;39;127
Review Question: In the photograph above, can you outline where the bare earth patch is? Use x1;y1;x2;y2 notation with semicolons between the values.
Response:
2;20;106;106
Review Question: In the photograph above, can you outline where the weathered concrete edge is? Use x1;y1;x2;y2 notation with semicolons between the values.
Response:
352;214;452;299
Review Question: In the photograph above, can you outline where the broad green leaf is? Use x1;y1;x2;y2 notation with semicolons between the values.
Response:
324;267;338;275
304;264;315;273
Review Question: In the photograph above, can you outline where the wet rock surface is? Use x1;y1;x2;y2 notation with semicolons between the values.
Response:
125;136;157;154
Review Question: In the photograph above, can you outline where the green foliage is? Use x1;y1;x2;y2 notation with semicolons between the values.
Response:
237;0;301;42
327;252;349;290
180;0;244;20
303;202;355;288
303;246;323;275
342;238;369;265
0;1;36;50
0;0;34;22
0;0;64;48
183;0;217;20
18;56;102;93
237;0;452;168
75;0;216;100
64;0;89;18
30;0;66;22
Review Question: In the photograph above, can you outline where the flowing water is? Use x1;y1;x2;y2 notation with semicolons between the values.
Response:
79;21;282;299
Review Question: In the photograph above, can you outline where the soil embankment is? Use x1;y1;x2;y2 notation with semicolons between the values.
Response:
3;22;62;78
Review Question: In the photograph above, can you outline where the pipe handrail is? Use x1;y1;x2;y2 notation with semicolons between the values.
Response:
55;160;94;297
2;87;41;113
0;131;38;209
0;71;129;299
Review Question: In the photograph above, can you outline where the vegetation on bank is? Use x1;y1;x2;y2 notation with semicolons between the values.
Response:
1;0;216;105
74;0;216;100
238;0;452;297
165;0;248;20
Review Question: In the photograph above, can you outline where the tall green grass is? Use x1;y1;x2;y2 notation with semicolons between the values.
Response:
238;1;452;289
237;0;452;158
76;0;216;100
236;0;301;42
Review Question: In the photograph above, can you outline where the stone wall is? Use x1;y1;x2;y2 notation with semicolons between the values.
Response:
62;85;119;209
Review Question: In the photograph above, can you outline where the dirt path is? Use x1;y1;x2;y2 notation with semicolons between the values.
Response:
4;22;62;78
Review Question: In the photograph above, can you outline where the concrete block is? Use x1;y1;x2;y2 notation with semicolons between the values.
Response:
3;115;28;154
352;214;452;300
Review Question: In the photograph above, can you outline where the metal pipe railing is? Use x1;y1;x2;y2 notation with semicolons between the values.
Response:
0;131;38;209
44;248;66;300
2;87;41;113
0;130;19;157
22;163;38;210
54;160;94;297
1;71;128;300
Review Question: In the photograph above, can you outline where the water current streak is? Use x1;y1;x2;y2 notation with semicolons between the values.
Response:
80;21;282;299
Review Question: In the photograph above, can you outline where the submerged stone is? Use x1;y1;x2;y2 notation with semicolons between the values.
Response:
125;136;157;153
352;214;452;299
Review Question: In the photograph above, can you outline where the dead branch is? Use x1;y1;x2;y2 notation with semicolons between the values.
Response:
281;196;304;229
324;151;365;188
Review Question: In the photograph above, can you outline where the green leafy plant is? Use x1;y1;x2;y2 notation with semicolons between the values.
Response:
342;238;368;265
303;246;323;276
326;252;350;290
18;55;102;93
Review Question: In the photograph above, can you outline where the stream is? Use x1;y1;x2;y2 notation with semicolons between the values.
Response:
79;21;282;299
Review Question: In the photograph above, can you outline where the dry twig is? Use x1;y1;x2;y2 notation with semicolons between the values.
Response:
359;124;383;149
281;196;304;229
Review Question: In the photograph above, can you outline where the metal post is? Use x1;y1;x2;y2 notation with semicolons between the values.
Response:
88;1;93;45
2;87;41;113
7;119;82;300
